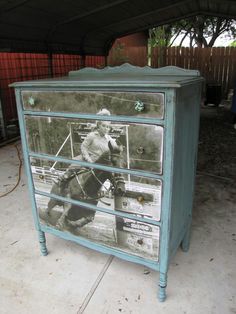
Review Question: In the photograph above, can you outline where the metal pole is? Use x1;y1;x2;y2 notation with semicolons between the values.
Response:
69;123;74;158
80;55;86;69
0;93;7;140
48;52;53;77
104;56;108;67
50;133;71;170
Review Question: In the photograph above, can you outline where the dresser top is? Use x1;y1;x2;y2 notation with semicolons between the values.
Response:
10;63;204;88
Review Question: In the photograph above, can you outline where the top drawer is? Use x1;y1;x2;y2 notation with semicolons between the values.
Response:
22;91;164;119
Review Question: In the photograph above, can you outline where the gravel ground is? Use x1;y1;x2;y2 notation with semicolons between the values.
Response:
197;104;236;181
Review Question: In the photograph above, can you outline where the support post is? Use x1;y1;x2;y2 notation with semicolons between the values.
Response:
104;56;108;67
48;52;53;78
80;55;86;69
0;93;7;140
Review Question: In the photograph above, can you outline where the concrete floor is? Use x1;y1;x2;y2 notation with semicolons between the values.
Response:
0;138;236;314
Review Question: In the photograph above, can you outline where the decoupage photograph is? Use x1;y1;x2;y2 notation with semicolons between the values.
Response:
26;108;163;259
25;114;163;174
22;90;165;119
32;158;161;260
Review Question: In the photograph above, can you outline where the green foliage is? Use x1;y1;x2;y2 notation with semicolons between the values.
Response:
229;40;236;47
148;26;173;48
149;16;236;48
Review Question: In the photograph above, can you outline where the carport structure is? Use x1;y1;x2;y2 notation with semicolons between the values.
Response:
1;0;236;56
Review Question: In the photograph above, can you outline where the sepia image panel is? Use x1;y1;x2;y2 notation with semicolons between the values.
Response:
25;116;163;174
35;194;160;261
22;90;164;119
31;158;162;221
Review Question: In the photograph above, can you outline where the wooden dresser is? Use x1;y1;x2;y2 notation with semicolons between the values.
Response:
11;64;203;301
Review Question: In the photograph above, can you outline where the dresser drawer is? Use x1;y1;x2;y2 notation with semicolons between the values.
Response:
25;116;163;174
31;157;162;222
22;90;164;119
36;193;160;261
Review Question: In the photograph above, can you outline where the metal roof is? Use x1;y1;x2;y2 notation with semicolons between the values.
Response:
0;0;236;56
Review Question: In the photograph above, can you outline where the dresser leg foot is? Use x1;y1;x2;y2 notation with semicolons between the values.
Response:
181;225;191;252
38;231;48;256
159;272;167;302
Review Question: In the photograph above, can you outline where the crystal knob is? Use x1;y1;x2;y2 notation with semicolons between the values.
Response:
136;146;145;154
28;96;35;106
134;100;145;112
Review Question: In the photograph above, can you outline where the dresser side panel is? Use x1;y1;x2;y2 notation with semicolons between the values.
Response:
169;83;201;255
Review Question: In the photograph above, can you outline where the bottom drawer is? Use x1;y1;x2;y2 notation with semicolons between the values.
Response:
35;194;160;261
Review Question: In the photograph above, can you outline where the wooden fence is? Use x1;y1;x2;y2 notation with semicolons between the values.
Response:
151;47;236;96
1;46;236;139
108;46;236;96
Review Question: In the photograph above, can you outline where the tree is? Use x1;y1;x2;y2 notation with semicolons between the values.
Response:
148;26;174;66
173;16;236;47
148;26;174;47
149;16;236;48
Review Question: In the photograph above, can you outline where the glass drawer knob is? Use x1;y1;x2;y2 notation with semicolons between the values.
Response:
134;100;145;112
136;146;145;154
28;96;35;106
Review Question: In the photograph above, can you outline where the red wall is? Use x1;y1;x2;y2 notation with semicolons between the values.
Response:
0;53;105;123
0;32;147;125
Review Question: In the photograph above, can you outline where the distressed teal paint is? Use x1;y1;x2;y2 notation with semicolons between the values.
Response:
11;64;203;301
14;89;41;231
158;89;176;300
169;84;201;256
159;272;168;302
38;230;48;256
15;88;49;255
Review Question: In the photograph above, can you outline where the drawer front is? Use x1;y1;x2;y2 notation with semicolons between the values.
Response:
31;157;162;222
36;194;160;261
22;90;164;119
25;116;163;174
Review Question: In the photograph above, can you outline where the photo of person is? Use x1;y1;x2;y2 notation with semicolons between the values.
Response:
57;109;121;183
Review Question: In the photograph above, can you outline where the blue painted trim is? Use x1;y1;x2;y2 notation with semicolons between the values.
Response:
14;89;41;231
159;272;167;301
40;223;159;271
23;109;165;126
35;189;161;226
29;151;163;180
158;89;175;274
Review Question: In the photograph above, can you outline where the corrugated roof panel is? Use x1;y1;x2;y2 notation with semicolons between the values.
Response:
0;0;235;55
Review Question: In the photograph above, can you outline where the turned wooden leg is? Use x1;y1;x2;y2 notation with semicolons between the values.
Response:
38;231;48;256
159;272;167;302
181;224;191;252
